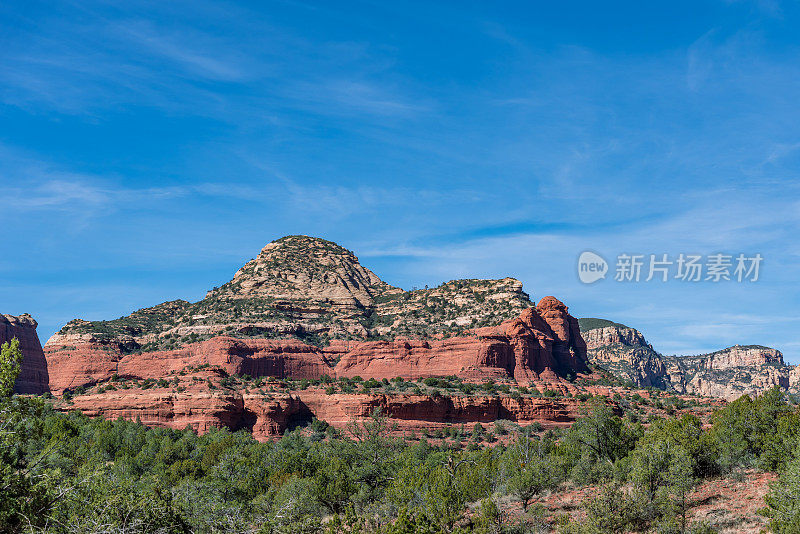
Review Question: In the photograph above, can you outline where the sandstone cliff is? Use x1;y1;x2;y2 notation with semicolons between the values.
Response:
46;300;589;394
1;313;49;394
59;372;590;441
674;346;793;399
580;319;672;390
44;336;334;394
580;318;796;400
337;297;589;384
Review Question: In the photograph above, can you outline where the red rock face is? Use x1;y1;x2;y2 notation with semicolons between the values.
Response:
45;336;332;394
44;302;590;393
535;297;589;377
44;338;123;394
335;298;590;384
120;337;333;381
306;393;582;431
1;313;49;394
333;337;515;383
469;297;590;383
62;383;587;441
334;297;592;384
44;300;593;437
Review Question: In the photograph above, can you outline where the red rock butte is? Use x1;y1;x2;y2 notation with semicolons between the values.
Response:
32;298;593;440
15;236;599;439
43;297;589;393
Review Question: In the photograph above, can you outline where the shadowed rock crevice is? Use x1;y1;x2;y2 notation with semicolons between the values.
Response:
285;404;314;432
233;408;259;432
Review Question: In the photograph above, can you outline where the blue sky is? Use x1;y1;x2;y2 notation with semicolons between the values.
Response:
2;1;799;362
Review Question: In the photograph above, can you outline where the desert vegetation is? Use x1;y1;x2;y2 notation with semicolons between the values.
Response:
3;339;800;533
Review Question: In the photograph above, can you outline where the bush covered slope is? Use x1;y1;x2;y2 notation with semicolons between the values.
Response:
3;337;800;533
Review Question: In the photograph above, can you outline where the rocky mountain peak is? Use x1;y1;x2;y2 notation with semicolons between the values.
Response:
207;235;399;309
49;236;544;354
536;296;567;313
579;318;652;350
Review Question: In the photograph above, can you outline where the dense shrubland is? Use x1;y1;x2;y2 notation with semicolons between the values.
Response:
2;339;800;533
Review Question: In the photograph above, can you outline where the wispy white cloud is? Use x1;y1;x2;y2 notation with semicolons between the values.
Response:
0;1;430;124
117;21;251;82
352;190;800;360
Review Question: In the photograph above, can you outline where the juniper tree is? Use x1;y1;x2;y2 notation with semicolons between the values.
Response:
0;338;22;397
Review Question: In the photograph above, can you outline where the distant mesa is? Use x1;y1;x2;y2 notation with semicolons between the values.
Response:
579;317;797;400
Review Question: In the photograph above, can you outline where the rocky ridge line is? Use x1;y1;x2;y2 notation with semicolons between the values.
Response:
579;318;798;400
52;236;533;352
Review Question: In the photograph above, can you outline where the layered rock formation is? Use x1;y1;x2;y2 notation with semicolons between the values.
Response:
47;236;589;393
580;319;673;390
45;336;334;394
1;313;49;394
39;235;599;437
46;298;589;393
336;297;589;384
676;346;795;399
580;318;798;400
63;379;587;441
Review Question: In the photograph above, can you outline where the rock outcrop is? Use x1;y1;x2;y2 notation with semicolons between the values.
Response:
471;298;589;383
45;336;334;394
1;313;49;394
677;346;793;399
62;379;588;441
580;320;672;389
207;236;398;310
47;301;589;393
580;318;796;400
51;236;533;351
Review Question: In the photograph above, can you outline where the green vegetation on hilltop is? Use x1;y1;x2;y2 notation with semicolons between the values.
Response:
578;317;631;332
681;345;777;359
368;278;531;339
274;234;349;250
61;300;192;339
